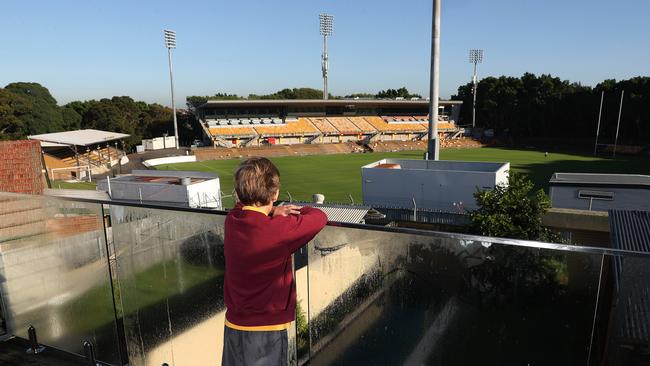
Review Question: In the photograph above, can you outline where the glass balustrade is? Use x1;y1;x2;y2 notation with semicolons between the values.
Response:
1;192;648;365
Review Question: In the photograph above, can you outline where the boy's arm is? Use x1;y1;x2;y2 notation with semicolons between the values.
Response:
279;206;327;253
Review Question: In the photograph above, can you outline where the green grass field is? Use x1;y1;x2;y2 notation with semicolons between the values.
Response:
154;147;650;207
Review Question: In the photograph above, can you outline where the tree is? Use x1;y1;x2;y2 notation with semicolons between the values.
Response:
0;88;32;139
470;172;560;242
60;106;82;130
4;82;65;134
186;93;241;110
344;92;375;99
375;87;421;99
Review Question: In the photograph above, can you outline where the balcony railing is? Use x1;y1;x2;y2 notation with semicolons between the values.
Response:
0;192;648;365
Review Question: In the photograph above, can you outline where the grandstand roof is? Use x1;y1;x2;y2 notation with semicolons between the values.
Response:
29;129;130;147
198;99;462;109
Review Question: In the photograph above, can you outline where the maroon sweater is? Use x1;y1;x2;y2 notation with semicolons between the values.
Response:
224;203;327;327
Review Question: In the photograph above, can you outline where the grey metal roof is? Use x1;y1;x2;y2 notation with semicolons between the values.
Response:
28;129;130;147
374;207;471;226
550;173;650;187
609;210;650;253
290;203;371;224
609;209;650;345
199;99;462;109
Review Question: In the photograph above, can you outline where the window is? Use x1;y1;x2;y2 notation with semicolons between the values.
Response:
578;190;614;201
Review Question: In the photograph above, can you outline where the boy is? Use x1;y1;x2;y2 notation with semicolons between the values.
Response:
223;157;327;366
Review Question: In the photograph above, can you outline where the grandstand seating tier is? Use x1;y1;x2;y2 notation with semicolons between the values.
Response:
307;117;339;134
327;117;361;134
208;127;257;136
365;116;427;132
254;118;318;136
347;117;377;132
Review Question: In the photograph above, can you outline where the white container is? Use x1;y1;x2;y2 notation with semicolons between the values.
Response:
362;159;510;211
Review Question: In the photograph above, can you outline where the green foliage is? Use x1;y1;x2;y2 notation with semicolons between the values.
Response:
344;92;375;99
470;172;562;242
60;106;82;130
453;73;650;144
76;96;174;147
186;93;242;110
0;88;32;139
4;82;65;135
249;87;324;100
375;87;421;99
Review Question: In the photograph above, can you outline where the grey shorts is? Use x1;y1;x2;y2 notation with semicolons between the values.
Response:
222;326;287;366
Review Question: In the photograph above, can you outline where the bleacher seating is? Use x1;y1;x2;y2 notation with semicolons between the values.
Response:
254;118;318;136
327;117;361;134
347;117;377;133
308;117;339;134
366;116;427;132
204;114;457;143
208;127;257;136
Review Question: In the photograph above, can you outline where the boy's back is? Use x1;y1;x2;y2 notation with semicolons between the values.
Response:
224;203;326;327
222;157;326;366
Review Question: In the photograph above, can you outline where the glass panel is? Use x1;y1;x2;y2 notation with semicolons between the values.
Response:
0;193;120;364
111;205;298;366
305;226;613;365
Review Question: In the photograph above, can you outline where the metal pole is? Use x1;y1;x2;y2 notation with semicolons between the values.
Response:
323;35;328;100
472;62;477;128
427;0;441;160
594;91;604;155
167;48;179;149
613;90;624;158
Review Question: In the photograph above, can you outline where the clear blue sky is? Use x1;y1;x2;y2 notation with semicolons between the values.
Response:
2;0;649;107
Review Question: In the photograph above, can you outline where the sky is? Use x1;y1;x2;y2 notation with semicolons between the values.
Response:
2;0;649;107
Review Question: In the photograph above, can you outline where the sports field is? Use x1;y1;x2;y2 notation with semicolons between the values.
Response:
154;147;650;207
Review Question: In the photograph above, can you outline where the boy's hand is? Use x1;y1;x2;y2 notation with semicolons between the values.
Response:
272;205;302;217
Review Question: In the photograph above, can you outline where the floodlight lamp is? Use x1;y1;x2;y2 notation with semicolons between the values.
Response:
319;13;334;36
469;49;483;64
164;29;177;49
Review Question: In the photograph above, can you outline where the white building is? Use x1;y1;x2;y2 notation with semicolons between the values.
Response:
97;170;221;209
549;173;650;212
362;159;509;212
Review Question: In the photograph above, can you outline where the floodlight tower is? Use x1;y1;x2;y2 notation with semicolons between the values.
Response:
427;0;441;160
469;49;483;128
319;13;333;100
164;29;179;149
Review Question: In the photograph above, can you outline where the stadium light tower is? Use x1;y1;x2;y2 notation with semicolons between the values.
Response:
164;29;179;149
319;13;333;100
469;49;483;129
427;0;441;160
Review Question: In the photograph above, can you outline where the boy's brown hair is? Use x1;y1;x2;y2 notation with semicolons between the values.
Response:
234;157;280;205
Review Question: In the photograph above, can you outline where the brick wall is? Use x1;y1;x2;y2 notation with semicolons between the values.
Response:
0;140;46;194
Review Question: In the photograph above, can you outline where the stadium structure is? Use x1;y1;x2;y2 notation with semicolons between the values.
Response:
28;129;129;181
195;99;463;148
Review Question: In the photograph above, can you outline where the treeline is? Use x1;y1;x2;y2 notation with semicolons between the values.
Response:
346;87;421;99
453;73;650;145
187;88;327;109
187;87;422;109
0;82;178;146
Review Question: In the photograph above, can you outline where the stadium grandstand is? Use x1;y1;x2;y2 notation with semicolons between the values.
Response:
196;99;462;148
28;129;129;181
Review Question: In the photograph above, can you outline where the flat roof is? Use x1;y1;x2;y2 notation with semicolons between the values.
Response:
363;159;509;173
29;129;130;147
131;170;218;179
550;173;650;187
104;170;218;185
198;99;462;109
